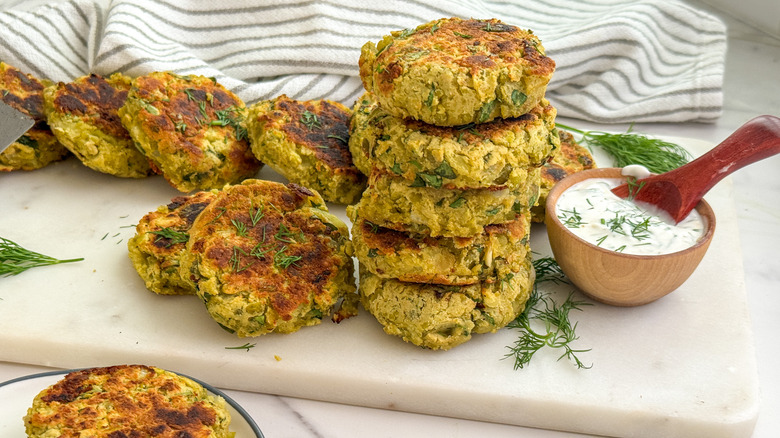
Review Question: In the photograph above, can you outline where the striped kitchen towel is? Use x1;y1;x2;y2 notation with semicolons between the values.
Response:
0;0;727;123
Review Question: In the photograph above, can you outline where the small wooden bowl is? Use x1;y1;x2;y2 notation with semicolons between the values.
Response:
544;168;716;306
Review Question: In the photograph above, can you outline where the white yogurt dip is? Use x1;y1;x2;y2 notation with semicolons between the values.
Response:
555;175;705;255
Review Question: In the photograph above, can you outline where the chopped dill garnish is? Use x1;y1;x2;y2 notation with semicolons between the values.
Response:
602;213;627;235
249;202;265;226
327;134;348;143
148;227;189;247
210;106;248;140
231;219;248;237
229;246;253;272
225;342;256;351
208;207;227;225
274;223;304;243
626;177;646;200
274;245;302;269
250;241;273;259
558;207;585;228
300;110;321;129
198;100;208;120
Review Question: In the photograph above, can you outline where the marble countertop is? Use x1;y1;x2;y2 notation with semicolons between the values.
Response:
2;1;778;437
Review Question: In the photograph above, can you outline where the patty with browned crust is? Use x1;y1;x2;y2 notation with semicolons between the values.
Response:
0;62;68;172
44;72;154;178
120;71;262;192
359;17;555;126
24;365;233;438
180;179;357;337
532;129;597;221
349;92;559;188
128;189;218;295
359;254;534;350
247;95;366;204
354;168;540;238
350;206;530;286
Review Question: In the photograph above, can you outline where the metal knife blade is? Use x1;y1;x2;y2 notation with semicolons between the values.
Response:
0;99;35;154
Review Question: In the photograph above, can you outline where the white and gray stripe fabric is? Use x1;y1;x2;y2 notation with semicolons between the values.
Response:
0;0;727;124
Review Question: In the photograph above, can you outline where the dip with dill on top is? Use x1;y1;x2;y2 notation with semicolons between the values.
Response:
555;166;705;255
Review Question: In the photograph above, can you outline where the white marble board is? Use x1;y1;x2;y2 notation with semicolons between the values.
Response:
0;137;759;437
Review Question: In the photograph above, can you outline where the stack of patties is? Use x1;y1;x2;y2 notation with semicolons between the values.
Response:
349;17;559;350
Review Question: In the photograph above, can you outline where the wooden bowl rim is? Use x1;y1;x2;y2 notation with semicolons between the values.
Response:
545;167;716;261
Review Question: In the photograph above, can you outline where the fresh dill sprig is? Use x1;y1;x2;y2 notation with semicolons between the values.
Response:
556;123;692;174
504;257;591;370
0;237;84;277
532;256;569;284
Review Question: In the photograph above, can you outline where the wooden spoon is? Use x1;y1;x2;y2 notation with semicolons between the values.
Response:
611;115;780;223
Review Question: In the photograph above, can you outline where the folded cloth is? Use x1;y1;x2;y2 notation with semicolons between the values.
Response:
0;0;726;123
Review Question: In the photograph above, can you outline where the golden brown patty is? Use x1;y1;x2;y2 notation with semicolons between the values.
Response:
349;92;559;188
247;94;366;204
119;71;262;192
128;190;218;295
532;129;597;222
180;179;357;337
350;206;531;285
0;62;68;172
355;168;540;238
359;255;535;350
359;17;555;126
24;365;233;438
44;72;154;178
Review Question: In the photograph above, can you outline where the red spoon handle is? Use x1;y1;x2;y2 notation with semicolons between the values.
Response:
611;115;780;222
685;114;780;181
668;115;780;213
